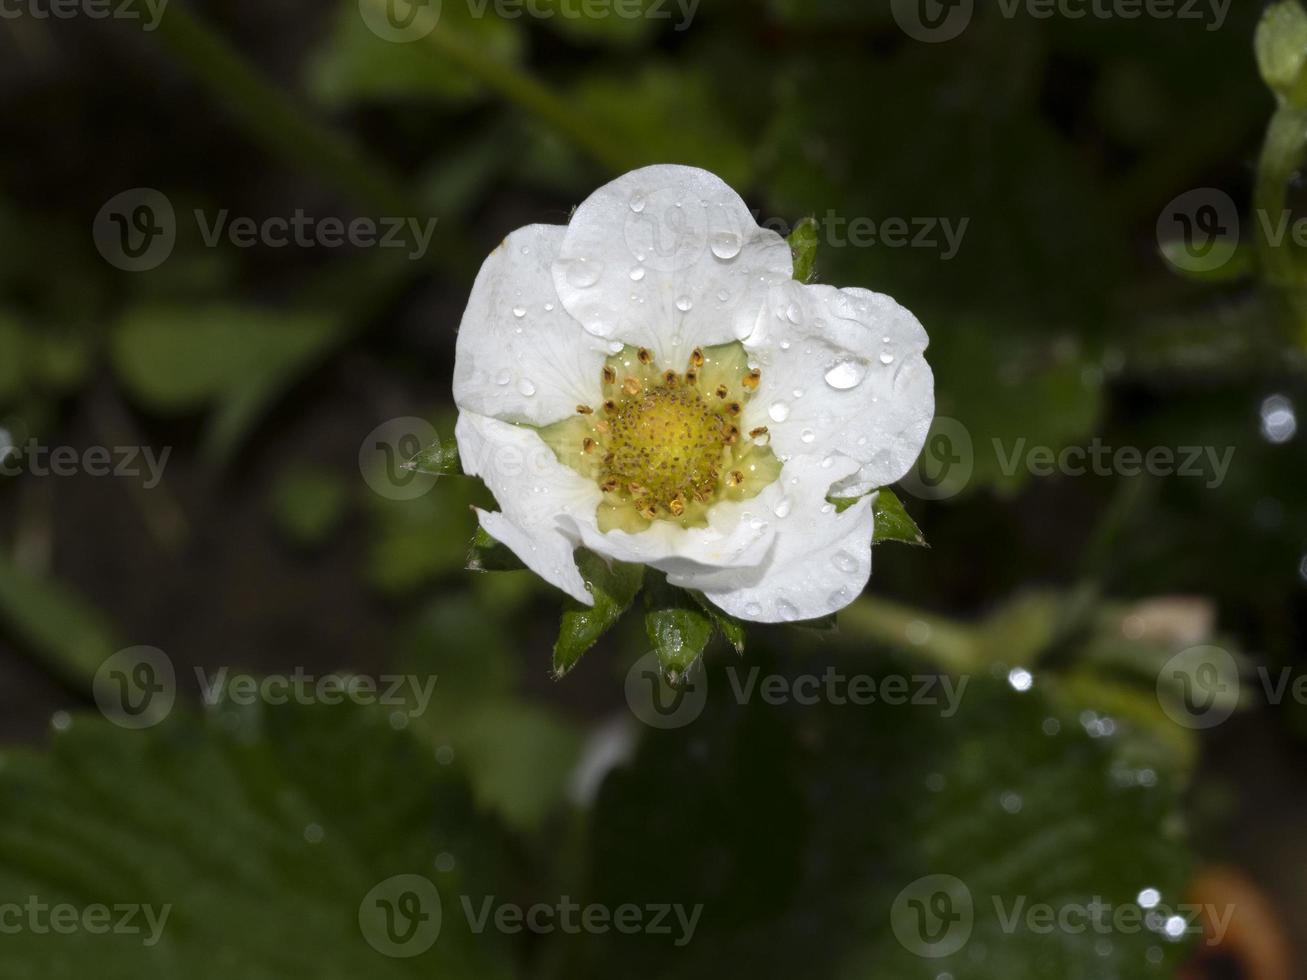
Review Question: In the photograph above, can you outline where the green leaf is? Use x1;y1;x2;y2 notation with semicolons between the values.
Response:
407;436;463;477
308;0;523;106
268;465;350;549
110;305;347;464
0;702;518;979
0;557;118;687
553;550;644;679
689;591;746;655
643;577;714;681
786;216;820;284
466;526;528;573
1257;1;1307;105
580;658;1193;979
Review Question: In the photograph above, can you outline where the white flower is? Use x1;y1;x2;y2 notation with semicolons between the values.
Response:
453;165;934;623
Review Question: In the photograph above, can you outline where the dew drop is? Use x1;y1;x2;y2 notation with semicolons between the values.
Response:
676;295;694;312
629;267;646;281
512;305;526;318
495;369;511;386
629;192;647;213
824;358;866;390
832;550;858;573
566;258;602;289
544;302;555;312
717;290;730;303
773;497;793;518
744;602;762;618
800;429;816;444
710;230;743;260
776;599;800;621
517;379;536;397
769;401;791;423
784;302;802;324
879;352;895;365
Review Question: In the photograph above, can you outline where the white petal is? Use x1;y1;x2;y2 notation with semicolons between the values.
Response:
673;453;873;623
455;411;602;604
454;224;612;427
746;282;935;497
552;164;792;367
561;485;780;580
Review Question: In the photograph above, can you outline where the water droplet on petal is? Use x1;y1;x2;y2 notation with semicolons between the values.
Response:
880;352;895;365
800;429;816;444
785;302;802;324
629;267;646;281
776;599;800;621
744;602;762;618
676;295;694;312
824;358;866;390
512;306;526;318
710;231;743;260
566;258;602;289
832;551;858;573
517;379;536;396
629;192;647;213
773;497;792;518
495;369;511;386
545;302;555;312
717;290;730;303
769;401;791;423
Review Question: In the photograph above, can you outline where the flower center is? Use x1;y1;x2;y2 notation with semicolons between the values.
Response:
603;383;727;512
539;342;782;532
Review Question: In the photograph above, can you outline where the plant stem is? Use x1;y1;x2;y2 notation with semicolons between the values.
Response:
839;595;980;675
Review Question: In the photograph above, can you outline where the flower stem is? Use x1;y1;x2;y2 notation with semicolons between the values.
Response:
839;595;981;676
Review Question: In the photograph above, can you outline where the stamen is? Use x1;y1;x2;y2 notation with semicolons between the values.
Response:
715;384;728;399
623;377;641;395
689;348;705;368
582;438;596;453
637;348;653;365
577;404;593;415
749;426;769;438
727;470;744;487
743;368;761;390
726;402;742;417
602;365;617;385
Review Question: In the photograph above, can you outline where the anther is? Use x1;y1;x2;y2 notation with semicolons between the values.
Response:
726;402;742;417
582;438;596;453
577;404;593;415
727;470;744;487
623;377;641;396
743;368;761;390
602;365;617;385
637;348;653;365
600;479;619;493
595;419;610;434
715;384;728;399
664;370;679;386
689;348;705;368
668;495;686;517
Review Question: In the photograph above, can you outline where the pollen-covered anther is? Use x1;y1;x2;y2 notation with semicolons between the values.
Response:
743;368;761;390
668;495;686;517
637;347;653;365
582;438;596;453
595;419;610;434
577;404;594;415
602;365;617;385
715;384;728;399
623;377;641;396
749;426;769;438
689;348;705;369
726;401;742;417
663;370;678;386
600;478;619;493
685;370;698;384
724;425;740;445
726;470;744;488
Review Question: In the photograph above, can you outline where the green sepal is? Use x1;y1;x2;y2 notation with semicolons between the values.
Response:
552;550;644;679
466;525;528;572
787;216;820;284
688;590;747;655
828;488;928;547
643;577;714;683
406;436;463;477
